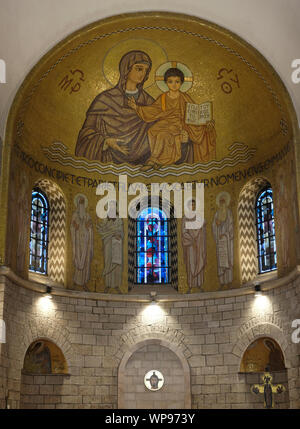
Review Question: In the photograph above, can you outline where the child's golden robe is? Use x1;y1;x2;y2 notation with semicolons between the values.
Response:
136;91;216;165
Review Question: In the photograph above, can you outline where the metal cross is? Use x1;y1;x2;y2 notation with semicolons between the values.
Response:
251;372;285;409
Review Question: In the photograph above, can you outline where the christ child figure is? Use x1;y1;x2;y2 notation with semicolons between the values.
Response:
128;65;216;171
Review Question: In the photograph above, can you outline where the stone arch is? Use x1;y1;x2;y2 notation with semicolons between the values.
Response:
34;178;66;285
113;325;192;363
232;322;291;371
18;316;74;370
118;334;191;409
233;321;293;408
22;338;68;374
238;177;272;283
18;320;73;409
4;315;74;408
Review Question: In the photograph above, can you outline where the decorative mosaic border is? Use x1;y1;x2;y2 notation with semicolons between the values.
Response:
35;179;66;285
238;177;270;283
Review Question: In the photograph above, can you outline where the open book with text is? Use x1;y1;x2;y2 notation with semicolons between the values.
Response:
185;101;212;125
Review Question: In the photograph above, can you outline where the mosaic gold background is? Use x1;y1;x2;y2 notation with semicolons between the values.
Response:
1;12;299;293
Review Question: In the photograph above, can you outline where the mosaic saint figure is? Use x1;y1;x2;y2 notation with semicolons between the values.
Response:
75;50;154;165
263;375;273;409
24;341;52;374
181;199;207;291
70;194;94;290
150;372;159;389
145;370;163;390
212;192;234;287
129;64;216;170
264;339;285;372
97;205;124;292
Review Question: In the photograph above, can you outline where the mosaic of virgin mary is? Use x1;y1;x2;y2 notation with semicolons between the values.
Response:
75;50;216;167
75;50;154;165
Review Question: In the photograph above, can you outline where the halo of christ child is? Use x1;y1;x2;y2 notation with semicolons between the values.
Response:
128;60;216;171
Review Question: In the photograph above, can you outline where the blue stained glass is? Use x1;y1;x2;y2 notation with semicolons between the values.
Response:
256;187;277;273
29;189;50;274
136;207;169;284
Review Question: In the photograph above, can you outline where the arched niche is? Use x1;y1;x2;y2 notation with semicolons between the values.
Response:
20;339;69;409
239;337;289;409
240;337;285;373
118;338;191;409
22;339;68;375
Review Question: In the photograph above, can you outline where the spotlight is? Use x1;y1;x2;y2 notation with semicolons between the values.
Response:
150;291;157;304
45;286;53;299
37;287;55;312
254;283;262;297
142;291;164;324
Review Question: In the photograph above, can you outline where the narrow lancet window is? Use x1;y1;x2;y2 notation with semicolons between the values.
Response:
256;187;277;273
135;207;170;284
29;188;50;274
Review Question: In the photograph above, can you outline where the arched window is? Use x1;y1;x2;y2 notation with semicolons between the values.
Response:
29;188;50;274
135;207;170;284
256;187;277;273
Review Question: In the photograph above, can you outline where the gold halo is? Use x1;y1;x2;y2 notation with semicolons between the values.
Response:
74;193;88;208
216;191;231;207
102;38;168;89
155;61;193;93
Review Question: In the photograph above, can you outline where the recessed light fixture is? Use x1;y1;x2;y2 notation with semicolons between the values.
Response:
150;291;157;304
45;286;53;299
254;283;262;297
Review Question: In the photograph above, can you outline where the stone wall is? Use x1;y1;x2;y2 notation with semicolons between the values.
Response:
287;345;300;408
0;270;299;409
20;374;70;409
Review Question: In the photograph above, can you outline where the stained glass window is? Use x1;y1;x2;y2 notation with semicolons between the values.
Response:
29;188;50;274
135;207;170;284
256;187;277;273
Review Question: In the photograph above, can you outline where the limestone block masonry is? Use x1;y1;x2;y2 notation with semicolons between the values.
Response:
0;268;299;409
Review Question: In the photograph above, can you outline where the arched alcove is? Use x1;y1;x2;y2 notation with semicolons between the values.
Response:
118;338;191;409
20;338;69;409
237;335;290;408
229;320;296;409
240;337;285;373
